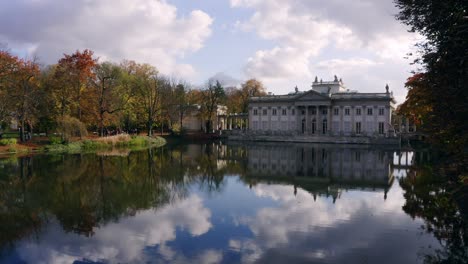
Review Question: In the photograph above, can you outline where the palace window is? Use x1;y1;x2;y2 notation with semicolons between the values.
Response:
322;119;328;134
355;152;361;162
312;108;317;115
262;109;267;115
345;108;350;116
333;108;339;115
282;109;287;115
272;121;278;130
282;121;288;130
333;121;339;132
322;108;328;115
301;110;305;115
378;122;385;135
356;122;362;134
253;109;258;115
367;108;373;115
253;121;259;130
292;109;296;115
379;108;385;116
356;108;361;115
272;109;277;115
344;121;351;132
367;121;374;132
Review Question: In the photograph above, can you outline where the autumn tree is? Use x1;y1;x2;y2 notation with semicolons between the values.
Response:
0;51;41;141
200;80;225;132
53;49;97;120
91;62;130;136
226;79;266;114
398;73;432;127
0;50;17;126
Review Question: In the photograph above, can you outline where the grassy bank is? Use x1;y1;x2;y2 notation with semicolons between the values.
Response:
0;135;166;155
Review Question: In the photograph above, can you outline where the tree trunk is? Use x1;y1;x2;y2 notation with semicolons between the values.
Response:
20;119;25;142
148;120;153;137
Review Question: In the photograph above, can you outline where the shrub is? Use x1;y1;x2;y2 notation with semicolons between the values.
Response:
56;115;88;142
0;138;17;146
49;136;63;145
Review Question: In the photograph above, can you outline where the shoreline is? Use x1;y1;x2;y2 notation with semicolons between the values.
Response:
0;135;167;157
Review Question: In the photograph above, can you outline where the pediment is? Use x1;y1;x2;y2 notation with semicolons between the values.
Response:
295;90;331;101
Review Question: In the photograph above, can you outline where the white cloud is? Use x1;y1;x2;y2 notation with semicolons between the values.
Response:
233;182;433;263
231;0;417;101
16;194;212;264
0;0;213;79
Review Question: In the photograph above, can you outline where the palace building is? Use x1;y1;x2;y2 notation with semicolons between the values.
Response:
247;76;396;141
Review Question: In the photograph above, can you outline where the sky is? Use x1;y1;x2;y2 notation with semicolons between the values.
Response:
0;0;422;104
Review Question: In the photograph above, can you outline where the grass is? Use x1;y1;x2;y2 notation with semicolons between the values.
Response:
42;135;166;153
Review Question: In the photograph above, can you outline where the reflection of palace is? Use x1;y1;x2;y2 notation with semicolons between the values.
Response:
222;143;395;201
247;144;392;185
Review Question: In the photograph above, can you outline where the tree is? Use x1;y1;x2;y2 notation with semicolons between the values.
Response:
129;63;164;136
200;80;225;132
395;0;468;157
92;62;129;136
226;79;266;114
0;51;41;141
0;51;16;125
398;73;432;127
53;49;97;120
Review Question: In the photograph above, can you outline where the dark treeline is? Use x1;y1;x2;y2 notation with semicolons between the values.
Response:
0;48;266;141
394;0;468;177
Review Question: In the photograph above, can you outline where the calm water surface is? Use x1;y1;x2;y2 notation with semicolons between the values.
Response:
0;142;465;264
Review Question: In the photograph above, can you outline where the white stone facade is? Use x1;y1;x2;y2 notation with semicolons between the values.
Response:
248;78;396;137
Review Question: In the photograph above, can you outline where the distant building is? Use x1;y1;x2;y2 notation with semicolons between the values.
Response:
181;105;227;132
247;76;396;139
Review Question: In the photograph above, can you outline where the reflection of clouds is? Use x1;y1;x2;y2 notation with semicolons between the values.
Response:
236;183;436;264
156;248;223;264
16;194;212;264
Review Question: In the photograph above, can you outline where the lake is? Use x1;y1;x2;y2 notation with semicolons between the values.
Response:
0;142;465;264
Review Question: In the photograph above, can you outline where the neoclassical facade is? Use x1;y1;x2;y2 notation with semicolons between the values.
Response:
248;77;396;138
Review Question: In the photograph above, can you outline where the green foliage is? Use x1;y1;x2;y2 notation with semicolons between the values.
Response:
48;136;63;145
0;138;16;146
0;133;19;139
395;0;468;158
42;136;165;154
56;115;88;142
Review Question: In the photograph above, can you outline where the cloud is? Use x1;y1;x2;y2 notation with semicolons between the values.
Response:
15;194;212;264
233;183;438;264
230;0;417;102
0;0;213;79
209;72;242;87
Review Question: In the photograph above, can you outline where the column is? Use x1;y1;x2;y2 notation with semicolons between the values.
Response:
339;106;344;135
268;107;272;132
374;106;378;135
315;105;319;135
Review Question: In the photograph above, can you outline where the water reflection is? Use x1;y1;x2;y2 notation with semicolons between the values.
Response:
0;143;464;263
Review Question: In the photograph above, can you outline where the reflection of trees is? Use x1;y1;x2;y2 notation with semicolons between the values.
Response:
0;142;243;247
400;165;468;264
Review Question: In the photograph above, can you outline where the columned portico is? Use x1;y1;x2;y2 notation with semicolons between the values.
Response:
294;104;332;135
